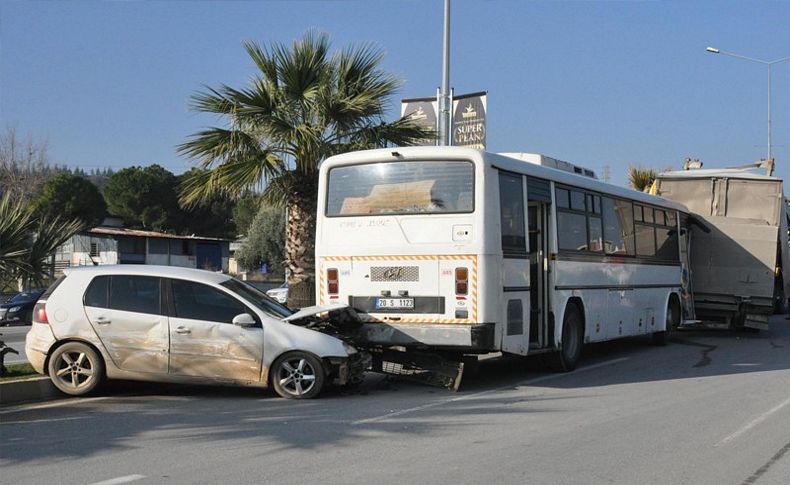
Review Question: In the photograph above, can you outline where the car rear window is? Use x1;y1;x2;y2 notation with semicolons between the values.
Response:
83;275;162;315
41;276;67;299
84;276;109;308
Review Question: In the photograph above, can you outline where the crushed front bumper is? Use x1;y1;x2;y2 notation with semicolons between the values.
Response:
329;351;372;386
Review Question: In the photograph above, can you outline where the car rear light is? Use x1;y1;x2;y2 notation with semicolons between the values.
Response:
455;267;468;295
33;302;48;324
327;268;339;295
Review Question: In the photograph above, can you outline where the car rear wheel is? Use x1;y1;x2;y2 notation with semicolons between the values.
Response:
271;352;326;399
48;342;104;396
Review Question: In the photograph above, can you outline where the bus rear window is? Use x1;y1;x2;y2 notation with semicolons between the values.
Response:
326;161;474;216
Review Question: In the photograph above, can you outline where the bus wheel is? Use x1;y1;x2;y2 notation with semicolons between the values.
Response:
652;296;680;346
551;303;583;372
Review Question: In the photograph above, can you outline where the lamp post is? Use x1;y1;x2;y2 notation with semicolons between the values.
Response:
706;46;790;165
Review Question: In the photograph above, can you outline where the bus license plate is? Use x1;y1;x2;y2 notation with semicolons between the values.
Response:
375;298;414;309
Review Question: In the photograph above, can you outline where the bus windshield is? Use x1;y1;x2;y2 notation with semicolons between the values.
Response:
326;160;474;216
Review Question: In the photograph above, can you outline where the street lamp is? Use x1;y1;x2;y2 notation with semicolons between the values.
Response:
706;46;790;165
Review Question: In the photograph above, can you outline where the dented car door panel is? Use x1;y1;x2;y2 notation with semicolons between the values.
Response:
166;278;264;382
168;317;263;382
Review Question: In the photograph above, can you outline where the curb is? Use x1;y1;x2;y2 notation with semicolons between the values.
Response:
0;377;61;407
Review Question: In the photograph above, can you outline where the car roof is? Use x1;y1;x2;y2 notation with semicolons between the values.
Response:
63;265;232;284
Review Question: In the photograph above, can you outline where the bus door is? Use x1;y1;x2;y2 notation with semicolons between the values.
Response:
499;171;530;356
679;217;696;320
528;201;549;349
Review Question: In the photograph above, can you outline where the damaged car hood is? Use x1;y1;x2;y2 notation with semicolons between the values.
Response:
283;304;359;324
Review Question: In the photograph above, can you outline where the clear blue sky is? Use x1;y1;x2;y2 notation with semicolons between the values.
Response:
2;0;789;187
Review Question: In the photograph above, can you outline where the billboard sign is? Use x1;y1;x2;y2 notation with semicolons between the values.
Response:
401;97;438;146
452;91;486;149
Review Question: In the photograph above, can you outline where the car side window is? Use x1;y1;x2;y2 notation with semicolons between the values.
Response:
171;279;250;324
108;275;162;315
84;275;110;308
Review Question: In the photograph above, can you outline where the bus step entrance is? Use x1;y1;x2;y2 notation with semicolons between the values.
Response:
370;349;464;391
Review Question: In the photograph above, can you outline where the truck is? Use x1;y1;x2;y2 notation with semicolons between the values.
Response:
654;168;789;330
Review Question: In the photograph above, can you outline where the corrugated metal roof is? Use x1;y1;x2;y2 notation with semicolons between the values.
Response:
88;226;230;242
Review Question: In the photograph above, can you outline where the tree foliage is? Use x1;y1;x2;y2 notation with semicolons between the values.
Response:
102;164;183;231
0;127;54;204
178;168;237;239
0;193;84;289
232;193;262;236
31;172;107;227
235;205;285;276
178;31;432;307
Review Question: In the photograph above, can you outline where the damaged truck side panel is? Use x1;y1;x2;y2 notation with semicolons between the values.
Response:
655;170;790;330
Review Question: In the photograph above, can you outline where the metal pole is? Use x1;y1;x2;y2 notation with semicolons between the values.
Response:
768;63;773;163
707;48;790;166
439;0;451;146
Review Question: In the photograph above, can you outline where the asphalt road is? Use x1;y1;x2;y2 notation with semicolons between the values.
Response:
1;326;29;364
2;318;790;485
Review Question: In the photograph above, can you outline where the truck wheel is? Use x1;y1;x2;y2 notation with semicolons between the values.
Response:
551;303;583;372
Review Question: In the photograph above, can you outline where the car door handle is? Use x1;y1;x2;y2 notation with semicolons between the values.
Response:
95;317;111;325
175;326;191;335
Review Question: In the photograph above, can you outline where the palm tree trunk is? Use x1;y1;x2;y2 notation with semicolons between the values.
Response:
285;177;318;309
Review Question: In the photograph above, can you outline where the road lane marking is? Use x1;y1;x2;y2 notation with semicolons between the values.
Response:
351;357;629;425
716;395;790;447
88;475;146;485
0;415;91;426
0;396;113;415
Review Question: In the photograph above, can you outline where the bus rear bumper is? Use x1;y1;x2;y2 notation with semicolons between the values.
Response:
359;322;496;352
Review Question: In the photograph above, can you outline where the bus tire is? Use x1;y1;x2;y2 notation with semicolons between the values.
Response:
652;295;680;346
551;303;583;372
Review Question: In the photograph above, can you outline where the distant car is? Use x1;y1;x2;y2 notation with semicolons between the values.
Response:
1;289;45;326
25;266;367;399
266;282;288;304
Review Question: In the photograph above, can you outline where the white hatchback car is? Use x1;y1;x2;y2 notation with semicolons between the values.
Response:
26;265;366;399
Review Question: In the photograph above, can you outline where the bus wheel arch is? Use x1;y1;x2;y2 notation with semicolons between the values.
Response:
551;298;584;372
652;292;681;346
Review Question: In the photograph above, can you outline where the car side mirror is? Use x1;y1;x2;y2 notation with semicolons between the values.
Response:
232;313;257;328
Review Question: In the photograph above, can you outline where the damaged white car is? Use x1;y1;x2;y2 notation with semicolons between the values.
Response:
25;265;368;399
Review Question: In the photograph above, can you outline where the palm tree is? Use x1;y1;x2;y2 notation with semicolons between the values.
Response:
0;193;84;289
178;31;433;308
627;165;657;193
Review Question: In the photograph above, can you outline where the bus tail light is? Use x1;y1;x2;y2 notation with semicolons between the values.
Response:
33;302;49;324
455;267;468;295
327;268;339;295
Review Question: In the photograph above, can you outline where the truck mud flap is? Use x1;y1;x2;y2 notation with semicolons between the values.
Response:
745;314;769;330
370;349;464;391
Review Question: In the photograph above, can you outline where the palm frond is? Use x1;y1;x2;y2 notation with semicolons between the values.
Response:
628;165;657;192
179;151;282;206
0;193;34;275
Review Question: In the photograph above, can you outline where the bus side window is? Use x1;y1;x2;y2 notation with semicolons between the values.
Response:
602;197;635;256
499;172;527;257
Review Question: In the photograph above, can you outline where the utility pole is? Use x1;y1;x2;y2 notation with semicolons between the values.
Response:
438;0;452;146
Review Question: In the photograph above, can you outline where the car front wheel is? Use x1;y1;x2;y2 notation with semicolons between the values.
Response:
271;351;326;399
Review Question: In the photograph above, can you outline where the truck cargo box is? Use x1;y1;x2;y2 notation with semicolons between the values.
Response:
655;169;788;329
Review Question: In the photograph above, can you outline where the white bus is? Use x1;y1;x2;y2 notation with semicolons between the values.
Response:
316;147;689;370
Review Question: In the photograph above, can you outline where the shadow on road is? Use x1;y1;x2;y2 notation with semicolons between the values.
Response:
1;321;788;465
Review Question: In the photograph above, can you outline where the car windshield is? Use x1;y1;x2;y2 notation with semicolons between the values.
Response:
9;290;42;303
220;278;293;319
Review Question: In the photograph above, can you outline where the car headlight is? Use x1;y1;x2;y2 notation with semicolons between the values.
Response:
8;306;21;313
342;342;358;355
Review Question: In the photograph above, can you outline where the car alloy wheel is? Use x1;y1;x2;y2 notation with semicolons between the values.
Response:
272;352;325;399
